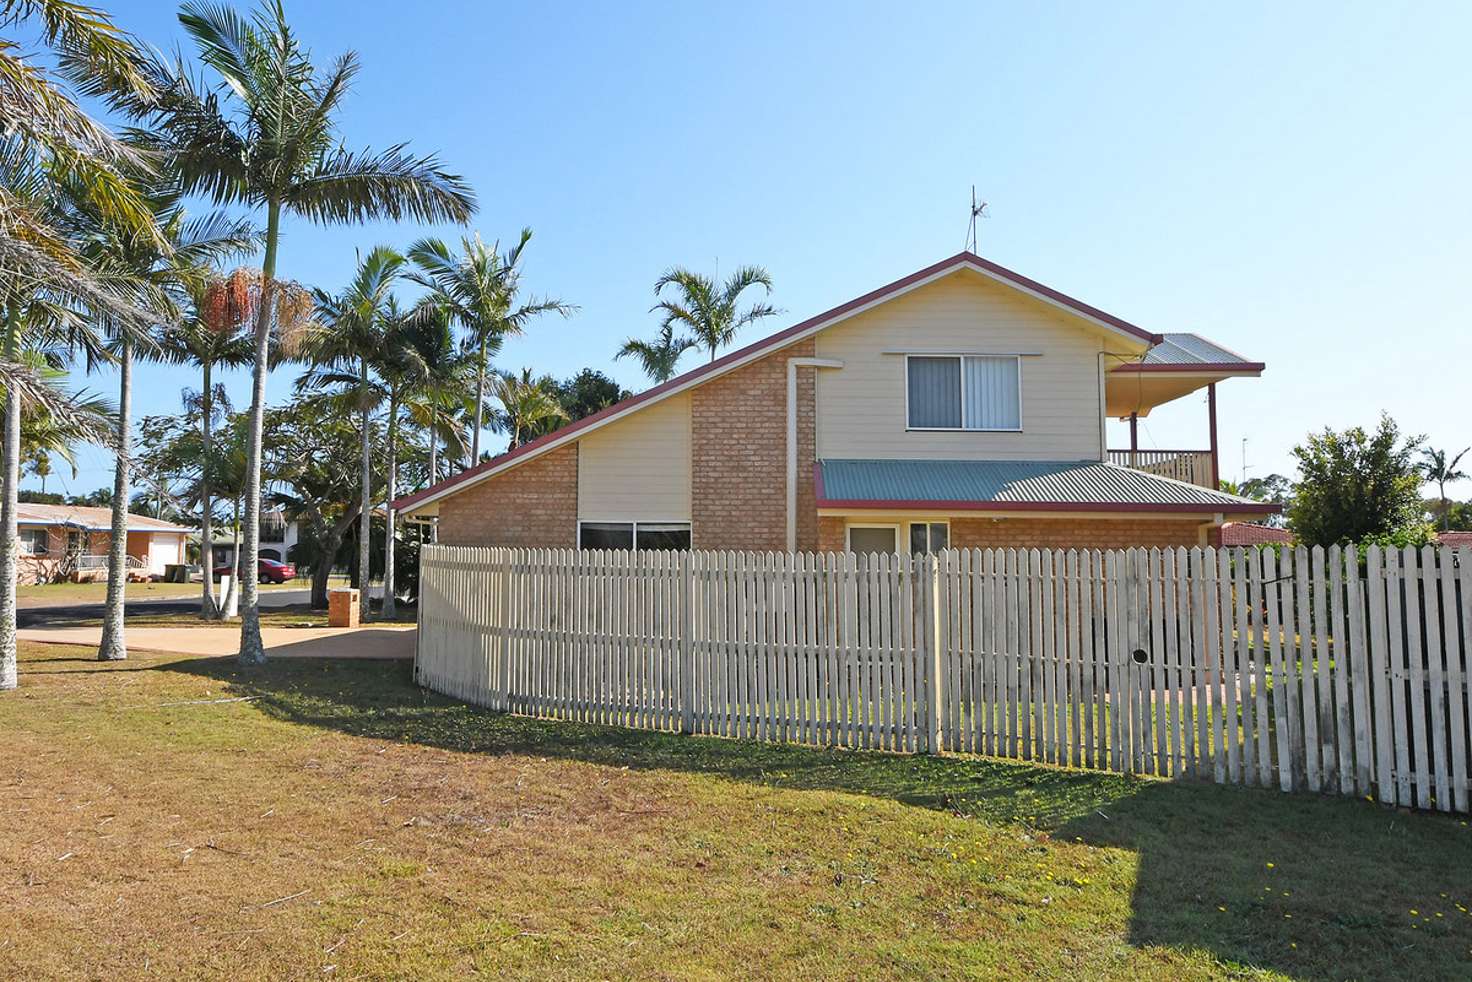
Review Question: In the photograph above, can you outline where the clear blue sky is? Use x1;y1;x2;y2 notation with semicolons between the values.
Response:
35;0;1472;498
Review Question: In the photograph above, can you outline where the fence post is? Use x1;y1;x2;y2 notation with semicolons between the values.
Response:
924;553;942;753
680;550;695;734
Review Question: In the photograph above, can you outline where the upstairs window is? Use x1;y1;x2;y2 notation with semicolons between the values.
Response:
906;355;1021;431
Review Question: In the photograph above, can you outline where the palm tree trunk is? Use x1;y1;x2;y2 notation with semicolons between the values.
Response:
238;200;280;666
98;337;132;661
220;496;239;614
471;334;486;465
199;357;218;618
358;355;372;616
428;404;438;485
0;300;22;690
382;391;398;619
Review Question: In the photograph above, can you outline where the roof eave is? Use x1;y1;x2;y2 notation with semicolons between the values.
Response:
1113;361;1265;374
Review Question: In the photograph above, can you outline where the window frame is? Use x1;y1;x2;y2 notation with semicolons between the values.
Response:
906;520;950;555
845;522;901;555
903;353;1023;433
18;527;49;556
576;520;692;551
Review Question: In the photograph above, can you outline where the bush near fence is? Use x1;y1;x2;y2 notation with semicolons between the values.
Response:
415;543;1472;814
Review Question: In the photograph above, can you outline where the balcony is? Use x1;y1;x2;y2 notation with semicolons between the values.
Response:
1108;449;1217;489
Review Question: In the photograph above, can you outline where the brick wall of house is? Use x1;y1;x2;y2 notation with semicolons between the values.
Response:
691;338;816;551
817;516;846;553
436;445;579;548
950;516;1207;551
813;515;1207;554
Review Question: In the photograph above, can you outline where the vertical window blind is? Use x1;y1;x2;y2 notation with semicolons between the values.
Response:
906;355;1020;430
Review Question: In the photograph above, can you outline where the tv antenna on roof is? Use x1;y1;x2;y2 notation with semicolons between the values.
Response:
965;186;988;253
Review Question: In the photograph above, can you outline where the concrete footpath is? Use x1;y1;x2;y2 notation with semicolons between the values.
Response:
17;625;416;660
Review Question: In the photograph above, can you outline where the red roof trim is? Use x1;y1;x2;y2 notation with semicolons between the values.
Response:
1113;361;1265;374
394;252;1164;512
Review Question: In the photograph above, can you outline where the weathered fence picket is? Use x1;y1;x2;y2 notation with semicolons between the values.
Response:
414;542;1472;814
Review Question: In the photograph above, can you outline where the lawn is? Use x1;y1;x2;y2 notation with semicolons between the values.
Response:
3;645;1469;979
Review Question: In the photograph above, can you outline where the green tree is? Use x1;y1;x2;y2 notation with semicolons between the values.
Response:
0;138;153;690
103;0;476;665
161;273;258;617
489;368;568;450
553;368;630;421
407;229;572;466
652;265;781;362
1419;446;1469;531
1288;414;1425;546
615;323;696;383
263;401;374;608
300;246;404;615
77;177;255;661
1219;473;1294;528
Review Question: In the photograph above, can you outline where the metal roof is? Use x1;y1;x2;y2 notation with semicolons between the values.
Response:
14;503;194;533
816;459;1276;512
1139;333;1259;368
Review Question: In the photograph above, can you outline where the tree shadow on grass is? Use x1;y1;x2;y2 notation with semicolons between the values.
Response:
167;655;1472;980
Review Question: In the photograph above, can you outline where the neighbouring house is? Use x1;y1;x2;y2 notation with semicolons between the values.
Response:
1437;531;1472;548
1219;522;1294;547
210;508;300;567
393;252;1277;553
16;503;193;583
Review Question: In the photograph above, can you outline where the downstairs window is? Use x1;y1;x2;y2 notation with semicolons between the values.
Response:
578;521;691;551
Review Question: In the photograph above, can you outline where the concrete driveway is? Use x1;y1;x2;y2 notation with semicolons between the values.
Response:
18;624;415;659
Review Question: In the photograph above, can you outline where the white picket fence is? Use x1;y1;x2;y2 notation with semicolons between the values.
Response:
415;543;1472;813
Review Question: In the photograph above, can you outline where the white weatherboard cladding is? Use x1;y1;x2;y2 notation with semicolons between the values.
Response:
577;391;692;522
815;269;1106;460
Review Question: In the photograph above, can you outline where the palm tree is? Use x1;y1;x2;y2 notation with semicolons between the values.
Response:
652;265;781;362
1420;446;1469;531
372;299;448;617
489;368;568;451
403;302;471;488
162;277;257;617
1;4;160;691
407;229;572;465
300;246;404;617
76;177;255;661
106;1;476;664
615;323;696;384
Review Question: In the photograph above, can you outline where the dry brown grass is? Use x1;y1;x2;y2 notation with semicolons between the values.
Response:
3;643;1469;980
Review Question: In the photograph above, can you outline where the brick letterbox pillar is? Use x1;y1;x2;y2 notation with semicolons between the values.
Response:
328;588;360;628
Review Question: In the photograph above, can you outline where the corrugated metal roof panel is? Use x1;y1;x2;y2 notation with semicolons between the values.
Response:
1142;333;1254;366
818;458;1266;509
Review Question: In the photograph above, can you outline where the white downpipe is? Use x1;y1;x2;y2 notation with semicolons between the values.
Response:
786;357;844;552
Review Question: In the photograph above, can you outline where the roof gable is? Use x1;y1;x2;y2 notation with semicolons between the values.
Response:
394;252;1167;514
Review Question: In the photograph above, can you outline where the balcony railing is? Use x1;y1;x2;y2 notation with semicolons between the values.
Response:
1108;449;1216;489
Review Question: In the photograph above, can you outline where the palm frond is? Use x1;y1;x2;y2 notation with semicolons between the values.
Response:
285;144;476;226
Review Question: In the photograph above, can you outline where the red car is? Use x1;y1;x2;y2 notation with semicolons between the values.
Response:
214;557;297;584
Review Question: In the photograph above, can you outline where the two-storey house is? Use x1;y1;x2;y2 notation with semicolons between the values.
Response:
392;253;1276;551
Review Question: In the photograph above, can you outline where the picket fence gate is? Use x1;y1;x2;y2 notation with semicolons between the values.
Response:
415;543;1472;813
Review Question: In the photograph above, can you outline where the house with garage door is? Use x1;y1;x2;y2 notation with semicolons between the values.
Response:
393;252;1277;553
16;503;193;583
